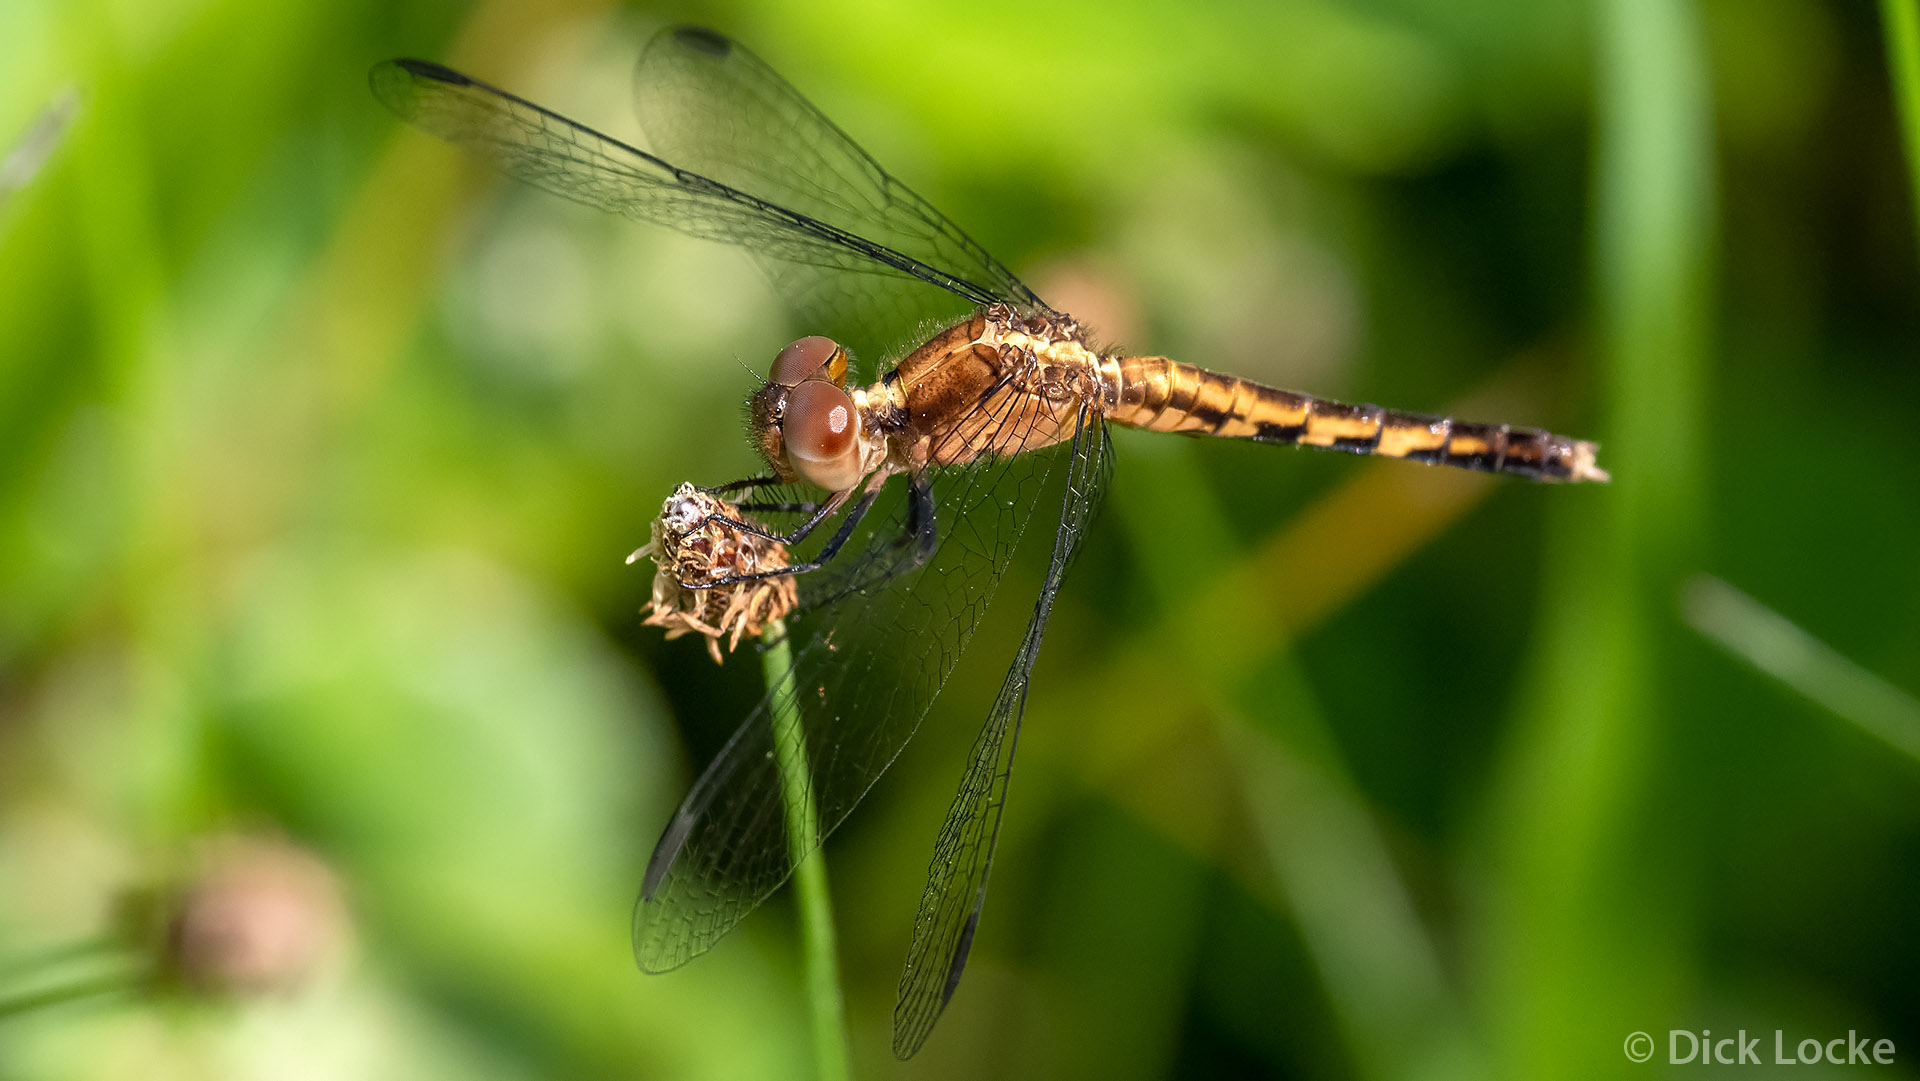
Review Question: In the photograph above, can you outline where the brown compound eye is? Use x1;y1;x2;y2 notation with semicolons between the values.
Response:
770;335;844;387
782;378;863;490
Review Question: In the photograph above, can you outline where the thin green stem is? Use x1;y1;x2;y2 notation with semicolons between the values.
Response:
1883;0;1920;253
0;935;123;981
763;618;850;1081
0;972;138;1022
1681;576;1920;764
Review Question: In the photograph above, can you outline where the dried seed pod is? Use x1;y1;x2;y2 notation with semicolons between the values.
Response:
630;483;798;663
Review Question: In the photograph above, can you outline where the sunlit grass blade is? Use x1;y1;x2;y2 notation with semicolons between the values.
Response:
764;618;851;1081
0;86;80;206
1681;576;1920;763
1482;0;1716;1072
0;936;122;982
1882;0;1920;252
0;939;144;1023
0;973;138;1022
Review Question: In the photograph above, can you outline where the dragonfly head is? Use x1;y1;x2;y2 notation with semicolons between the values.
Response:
749;335;866;491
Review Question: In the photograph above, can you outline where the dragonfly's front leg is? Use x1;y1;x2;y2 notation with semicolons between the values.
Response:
732;499;824;515
693;486;848;548
695;475;782;497
680;472;888;590
697;477;830;519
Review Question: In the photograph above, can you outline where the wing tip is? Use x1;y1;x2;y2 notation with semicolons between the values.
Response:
630;893;695;974
890;909;981;1059
629;809;705;974
891;1013;925;1060
630;930;687;975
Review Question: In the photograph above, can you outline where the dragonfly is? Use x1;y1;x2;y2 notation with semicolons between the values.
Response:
371;25;1608;1058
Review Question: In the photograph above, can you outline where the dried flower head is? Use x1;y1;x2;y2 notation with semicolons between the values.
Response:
630;483;798;663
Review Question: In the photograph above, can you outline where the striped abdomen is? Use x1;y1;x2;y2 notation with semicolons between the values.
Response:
1102;356;1608;483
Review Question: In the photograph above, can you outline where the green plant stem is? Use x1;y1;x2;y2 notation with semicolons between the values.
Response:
763;619;850;1081
1884;0;1920;253
1681;576;1920;763
0;935;122;981
0;973;137;1022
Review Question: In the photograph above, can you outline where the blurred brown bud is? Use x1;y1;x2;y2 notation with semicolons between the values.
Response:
160;836;347;997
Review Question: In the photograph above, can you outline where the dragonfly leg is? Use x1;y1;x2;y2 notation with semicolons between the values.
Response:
697;486;850;546
733;500;823;515
683;486;881;589
697;474;824;520
807;485;884;566
698;475;784;496
894;475;938;567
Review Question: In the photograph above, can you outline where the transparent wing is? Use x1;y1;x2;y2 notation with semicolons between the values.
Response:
370;34;1047;371
892;409;1111;1059
632;386;1100;979
632;26;1048;366
368;55;1024;308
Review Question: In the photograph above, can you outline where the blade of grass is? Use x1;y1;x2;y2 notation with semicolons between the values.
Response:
1681;575;1920;763
1883;0;1920;253
0;972;139;1022
0;936;141;1023
765;618;851;1081
1482;0;1715;1074
0;86;80;206
0;935;123;981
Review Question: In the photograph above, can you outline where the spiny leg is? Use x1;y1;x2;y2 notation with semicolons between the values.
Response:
899;475;937;567
696;486;852;547
683;486;882;589
698;475;785;496
734;500;825;515
702;476;828;518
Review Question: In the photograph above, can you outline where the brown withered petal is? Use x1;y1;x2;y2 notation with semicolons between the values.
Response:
632;483;797;662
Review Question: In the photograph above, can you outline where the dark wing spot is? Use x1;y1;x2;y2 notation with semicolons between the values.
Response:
942;911;980;1007
642;810;697;899
672;26;732;56
391;57;469;85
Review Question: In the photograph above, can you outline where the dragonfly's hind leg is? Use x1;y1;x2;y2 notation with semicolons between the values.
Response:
894;476;938;567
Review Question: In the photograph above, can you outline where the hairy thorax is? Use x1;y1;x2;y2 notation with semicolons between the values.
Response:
858;305;1112;473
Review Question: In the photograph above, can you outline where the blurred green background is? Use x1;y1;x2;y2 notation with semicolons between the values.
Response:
3;0;1917;1078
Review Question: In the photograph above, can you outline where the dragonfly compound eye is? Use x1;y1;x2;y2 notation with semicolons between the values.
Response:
783;379;863;490
770;335;845;386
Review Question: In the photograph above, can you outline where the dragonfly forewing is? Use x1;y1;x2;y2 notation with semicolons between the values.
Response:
371;54;1004;362
633;29;1038;307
